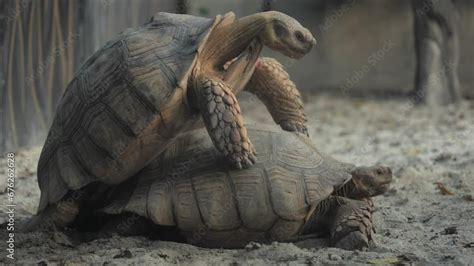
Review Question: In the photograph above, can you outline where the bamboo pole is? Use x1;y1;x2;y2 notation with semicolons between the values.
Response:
67;0;75;83
6;2;18;147
17;3;26;116
46;0;58;117
53;0;67;91
36;0;44;107
27;0;47;130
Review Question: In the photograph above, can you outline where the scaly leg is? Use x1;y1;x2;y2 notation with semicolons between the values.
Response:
197;77;256;169
328;196;374;250
21;193;82;232
302;196;374;250
246;57;308;136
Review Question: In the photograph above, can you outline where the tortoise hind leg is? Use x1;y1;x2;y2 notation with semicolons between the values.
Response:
21;195;81;232
195;77;256;169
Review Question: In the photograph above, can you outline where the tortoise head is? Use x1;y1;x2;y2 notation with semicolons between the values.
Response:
259;11;316;59
349;166;392;198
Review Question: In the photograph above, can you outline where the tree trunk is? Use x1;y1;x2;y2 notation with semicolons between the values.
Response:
412;0;461;105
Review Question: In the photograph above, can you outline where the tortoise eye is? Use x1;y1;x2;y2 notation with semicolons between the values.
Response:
376;169;383;175
295;31;305;42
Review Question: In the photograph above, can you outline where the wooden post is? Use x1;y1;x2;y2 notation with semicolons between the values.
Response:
412;0;461;105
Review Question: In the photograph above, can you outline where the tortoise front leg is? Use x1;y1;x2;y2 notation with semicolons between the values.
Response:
328;196;374;250
302;196;374;250
197;77;256;169
246;57;308;136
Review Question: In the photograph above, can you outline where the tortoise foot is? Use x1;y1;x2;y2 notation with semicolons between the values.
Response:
229;143;257;169
333;231;369;250
280;120;309;137
330;198;374;250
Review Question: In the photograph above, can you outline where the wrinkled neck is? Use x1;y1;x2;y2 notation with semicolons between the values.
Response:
334;179;360;198
202;13;270;68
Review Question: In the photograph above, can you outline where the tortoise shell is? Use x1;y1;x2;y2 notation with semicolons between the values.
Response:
101;125;354;248
36;12;231;212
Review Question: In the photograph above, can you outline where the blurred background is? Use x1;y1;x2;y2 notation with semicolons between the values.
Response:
1;0;473;152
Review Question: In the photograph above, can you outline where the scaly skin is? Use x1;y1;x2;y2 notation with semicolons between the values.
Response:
302;196;374;250
302;166;391;250
198;78;257;169
329;196;375;250
194;12;315;168
246;57;308;136
21;193;82;232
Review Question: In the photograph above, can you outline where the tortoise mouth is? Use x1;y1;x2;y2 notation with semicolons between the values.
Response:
287;48;308;59
377;182;391;194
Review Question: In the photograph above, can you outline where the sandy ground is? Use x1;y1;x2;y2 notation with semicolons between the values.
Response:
1;93;473;265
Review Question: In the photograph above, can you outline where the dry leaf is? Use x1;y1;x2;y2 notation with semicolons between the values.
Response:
434;182;454;195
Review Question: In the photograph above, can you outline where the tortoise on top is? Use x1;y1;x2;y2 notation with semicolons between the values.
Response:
35;11;315;216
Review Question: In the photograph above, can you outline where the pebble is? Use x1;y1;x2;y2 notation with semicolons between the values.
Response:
245;242;262;251
329;254;342;261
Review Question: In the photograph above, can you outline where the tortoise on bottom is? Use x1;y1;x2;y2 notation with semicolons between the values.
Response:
95;125;392;250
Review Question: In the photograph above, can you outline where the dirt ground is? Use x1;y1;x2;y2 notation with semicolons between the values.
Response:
1;93;473;265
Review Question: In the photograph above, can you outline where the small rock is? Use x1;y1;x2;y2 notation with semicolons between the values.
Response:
463;242;474;248
329;254;342;261
462;194;473;201
113;249;133;259
389;141;401;147
442;226;458;235
245;242;261;251
157;253;169;259
433;152;454;163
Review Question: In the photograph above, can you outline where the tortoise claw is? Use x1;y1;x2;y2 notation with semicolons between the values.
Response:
235;161;243;170
249;153;257;164
280;121;309;137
